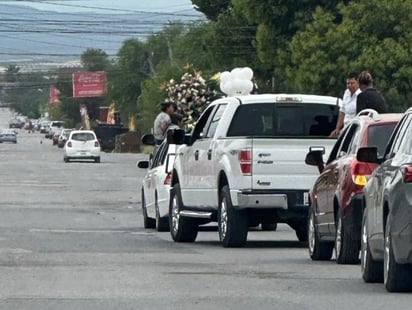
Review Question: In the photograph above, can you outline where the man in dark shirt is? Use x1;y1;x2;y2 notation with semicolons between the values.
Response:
356;71;388;113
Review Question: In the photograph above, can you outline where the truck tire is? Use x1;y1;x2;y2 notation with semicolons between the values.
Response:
335;209;360;264
308;205;334;261
384;221;412;292
361;212;383;283
218;185;248;247
169;183;198;242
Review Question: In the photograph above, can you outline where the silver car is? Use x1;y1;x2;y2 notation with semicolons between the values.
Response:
0;129;17;143
357;107;412;292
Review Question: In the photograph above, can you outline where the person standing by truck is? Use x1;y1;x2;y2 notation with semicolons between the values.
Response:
153;102;174;145
356;71;388;114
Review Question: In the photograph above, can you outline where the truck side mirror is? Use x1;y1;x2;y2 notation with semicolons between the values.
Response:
167;128;186;145
357;147;378;163
141;134;155;146
305;150;325;173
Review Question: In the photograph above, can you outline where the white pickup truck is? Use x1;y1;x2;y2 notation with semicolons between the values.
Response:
167;94;340;247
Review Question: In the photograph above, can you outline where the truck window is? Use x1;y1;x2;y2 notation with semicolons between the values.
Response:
227;102;338;137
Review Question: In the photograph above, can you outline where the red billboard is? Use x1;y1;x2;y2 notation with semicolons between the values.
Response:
49;85;60;104
72;71;107;98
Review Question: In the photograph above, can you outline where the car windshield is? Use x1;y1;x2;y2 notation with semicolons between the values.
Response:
368;123;397;157
71;132;95;141
227;102;339;138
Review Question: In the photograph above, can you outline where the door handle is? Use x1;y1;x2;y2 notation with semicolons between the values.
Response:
207;149;212;160
194;150;199;160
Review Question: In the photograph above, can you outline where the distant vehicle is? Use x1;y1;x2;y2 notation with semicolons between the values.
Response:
52;128;62;145
46;120;64;139
57;129;73;148
39;120;51;133
63;130;101;163
0;129;17;143
305;110;401;264
357;107;412;292
137;134;178;232
9;119;23;129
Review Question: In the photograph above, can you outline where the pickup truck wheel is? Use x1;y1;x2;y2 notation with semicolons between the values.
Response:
308;206;333;260
142;189;155;229
335;209;360;264
360;211;383;283
169;184;198;242
295;226;308;242
218;185;248;247
261;223;277;231
384;221;412;292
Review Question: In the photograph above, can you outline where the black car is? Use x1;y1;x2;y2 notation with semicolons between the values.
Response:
9;119;23;129
357;107;412;292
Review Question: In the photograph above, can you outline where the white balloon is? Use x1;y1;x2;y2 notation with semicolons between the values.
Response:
232;78;243;94
244;80;254;94
220;71;231;84
221;81;233;96
230;67;243;79
240;67;254;80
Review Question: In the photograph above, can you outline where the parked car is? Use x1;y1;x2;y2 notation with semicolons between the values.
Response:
0;129;17;143
357;107;412;292
63;130;100;163
57;129;72;148
9;119;23;129
39;120;51;133
305;110;401;264
137;134;178;231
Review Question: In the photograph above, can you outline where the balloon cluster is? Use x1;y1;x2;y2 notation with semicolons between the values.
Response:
220;67;254;96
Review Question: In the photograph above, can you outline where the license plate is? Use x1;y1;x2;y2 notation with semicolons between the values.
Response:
303;192;309;205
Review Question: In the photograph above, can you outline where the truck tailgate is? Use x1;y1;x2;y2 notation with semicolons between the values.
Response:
251;138;335;190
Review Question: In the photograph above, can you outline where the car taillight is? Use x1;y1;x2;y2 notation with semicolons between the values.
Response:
94;141;100;147
164;172;172;185
67;141;72;147
401;165;412;183
239;148;252;175
351;159;374;186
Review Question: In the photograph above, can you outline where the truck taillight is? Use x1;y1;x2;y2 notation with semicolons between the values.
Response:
402;165;412;183
164;172;172;185
94;141;100;147
239;148;252;175
67;141;72;147
351;159;374;186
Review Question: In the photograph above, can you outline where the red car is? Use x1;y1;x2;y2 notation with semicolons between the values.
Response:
305;110;402;264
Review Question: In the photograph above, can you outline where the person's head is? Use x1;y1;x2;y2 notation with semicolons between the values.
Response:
358;71;373;91
161;101;175;115
346;72;359;95
170;113;184;127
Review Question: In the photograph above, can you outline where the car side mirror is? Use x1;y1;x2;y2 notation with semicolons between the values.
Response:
357;147;378;163
305;150;325;173
167;128;186;145
137;160;149;169
141;134;155;146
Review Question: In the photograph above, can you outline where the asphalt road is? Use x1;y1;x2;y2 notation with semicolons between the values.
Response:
0;108;410;310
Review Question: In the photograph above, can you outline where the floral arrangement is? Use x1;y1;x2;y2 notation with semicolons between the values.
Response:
162;66;219;131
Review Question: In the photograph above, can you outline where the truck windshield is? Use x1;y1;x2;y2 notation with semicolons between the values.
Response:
227;102;339;138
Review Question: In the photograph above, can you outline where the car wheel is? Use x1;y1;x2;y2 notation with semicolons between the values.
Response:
261;223;277;231
218;185;248;247
141;189;155;229
169;183;198;242
64;156;69;163
94;157;100;163
155;199;169;232
295;225;308;242
361;211;383;283
384;221;412;292
308;205;334;261
335;209;360;264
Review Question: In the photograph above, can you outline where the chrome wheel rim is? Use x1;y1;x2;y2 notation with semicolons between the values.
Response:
384;231;390;285
335;216;342;259
171;196;179;234
219;198;228;241
361;218;367;273
308;213;315;255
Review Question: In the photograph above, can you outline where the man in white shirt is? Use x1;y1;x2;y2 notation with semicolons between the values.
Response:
154;102;175;145
330;72;361;136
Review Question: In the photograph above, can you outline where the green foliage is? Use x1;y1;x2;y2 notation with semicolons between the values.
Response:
191;0;232;21
81;48;111;71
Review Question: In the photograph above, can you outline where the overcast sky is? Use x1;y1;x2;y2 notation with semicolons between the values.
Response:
0;0;198;14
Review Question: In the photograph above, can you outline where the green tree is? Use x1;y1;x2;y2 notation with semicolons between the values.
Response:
81;48;111;71
191;0;232;21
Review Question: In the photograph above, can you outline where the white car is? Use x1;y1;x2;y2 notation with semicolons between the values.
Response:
137;136;178;231
63;130;101;163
